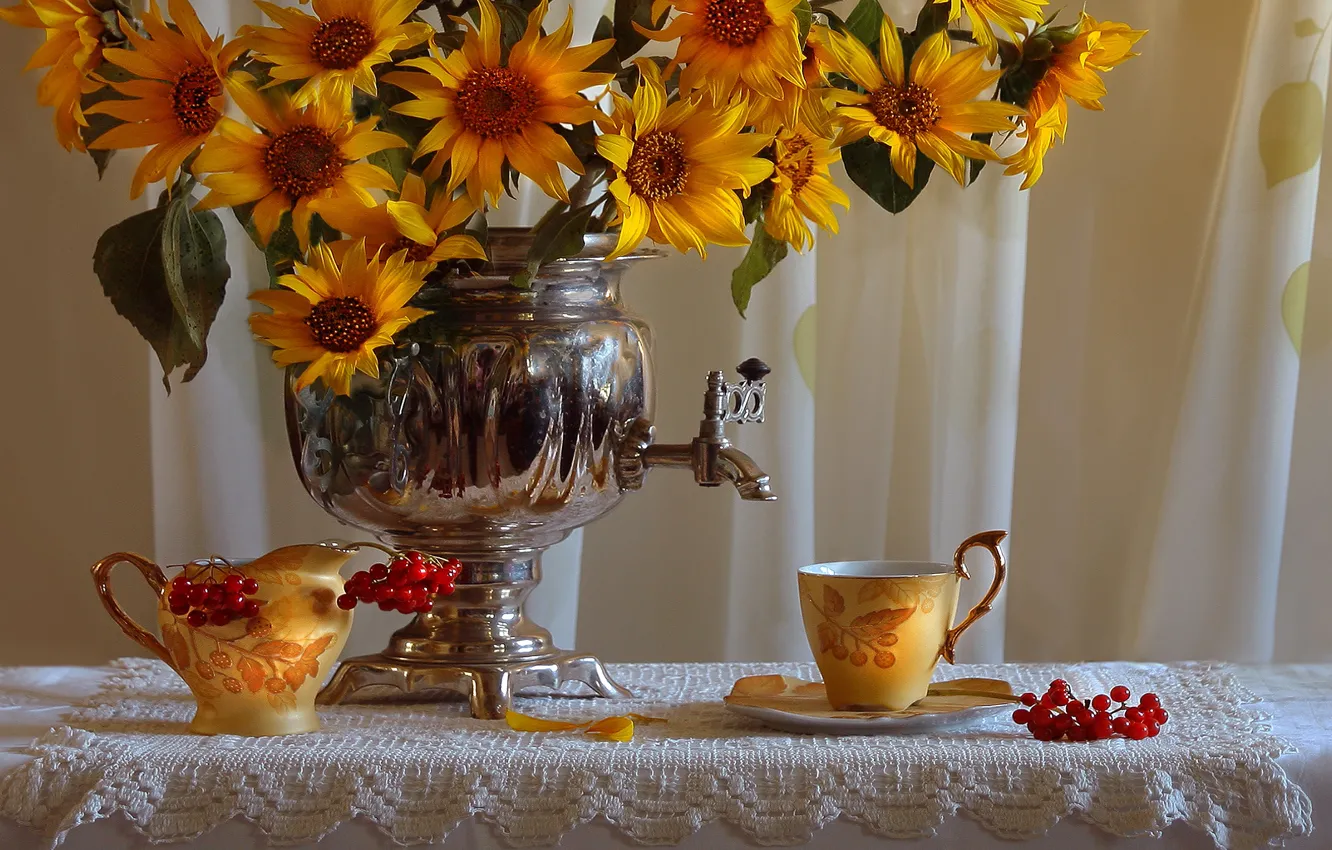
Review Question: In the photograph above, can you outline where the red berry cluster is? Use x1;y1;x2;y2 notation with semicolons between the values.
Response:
337;551;462;613
169;572;262;629
1012;679;1170;742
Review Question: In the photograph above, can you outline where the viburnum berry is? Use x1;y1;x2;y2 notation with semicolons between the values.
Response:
338;551;462;614
170;561;265;630
1013;679;1170;743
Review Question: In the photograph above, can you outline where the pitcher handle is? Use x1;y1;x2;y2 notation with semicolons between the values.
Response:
941;530;1008;664
91;553;174;669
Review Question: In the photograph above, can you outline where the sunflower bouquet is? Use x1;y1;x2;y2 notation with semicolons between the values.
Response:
2;0;1142;393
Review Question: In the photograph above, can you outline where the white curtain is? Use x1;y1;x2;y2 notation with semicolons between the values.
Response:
5;0;1332;667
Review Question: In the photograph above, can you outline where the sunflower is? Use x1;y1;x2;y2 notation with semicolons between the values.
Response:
934;0;1046;59
747;23;836;134
640;0;805;107
0;0;104;151
249;239;432;396
1002;13;1144;187
824;16;1023;187
193;78;404;250
313;172;487;263
383;0;612;208
238;0;433;109
596;60;774;261
764;124;848;252
85;0;242;199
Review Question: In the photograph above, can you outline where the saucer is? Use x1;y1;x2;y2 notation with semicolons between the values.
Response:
723;675;1018;735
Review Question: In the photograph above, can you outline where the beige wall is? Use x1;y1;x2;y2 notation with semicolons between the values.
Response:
0;27;157;664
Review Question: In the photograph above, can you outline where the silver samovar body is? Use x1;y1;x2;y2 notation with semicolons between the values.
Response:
286;230;775;718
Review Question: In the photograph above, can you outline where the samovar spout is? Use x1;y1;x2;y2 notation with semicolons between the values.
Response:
716;446;777;501
618;359;778;501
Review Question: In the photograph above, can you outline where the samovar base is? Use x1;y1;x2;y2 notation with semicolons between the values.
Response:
318;652;633;719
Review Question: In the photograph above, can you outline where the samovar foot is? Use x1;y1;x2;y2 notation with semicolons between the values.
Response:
318;652;633;719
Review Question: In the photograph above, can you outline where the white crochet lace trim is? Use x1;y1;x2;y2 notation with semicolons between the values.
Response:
0;659;1313;848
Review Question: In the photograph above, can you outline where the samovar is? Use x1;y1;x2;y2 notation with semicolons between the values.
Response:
286;229;776;718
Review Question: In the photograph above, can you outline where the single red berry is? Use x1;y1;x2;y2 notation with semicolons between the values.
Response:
1153;708;1169;725
408;551;426;568
209;609;232;627
241;600;262;618
1092;716;1114;739
1139;693;1160;709
439;581;455;596
1091;694;1111;712
1050;679;1069;693
171;576;192;592
337;594;357;610
1067;726;1088;742
241;577;260;595
1031;725;1055;741
1029;706;1053;727
1110;685;1131;703
411;586;429;605
169;599;190;616
370;563;389;580
1020;692;1038;707
1050;691;1069;707
1053;714;1073;733
226;592;247;612
1013;709;1030;724
187;610;208;628
188;585;208;607
387;566;409;587
373;584;394;603
394;586;414;603
1127;722;1149;740
407;562;429;584
223;575;243;593
1125;707;1144;723
1145;721;1160;737
1112;717;1132;735
1038;694;1055;709
377;600;396;611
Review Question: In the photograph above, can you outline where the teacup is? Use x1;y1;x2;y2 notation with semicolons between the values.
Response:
797;530;1007;711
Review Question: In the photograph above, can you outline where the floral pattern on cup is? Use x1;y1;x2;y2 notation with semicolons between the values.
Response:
807;575;951;669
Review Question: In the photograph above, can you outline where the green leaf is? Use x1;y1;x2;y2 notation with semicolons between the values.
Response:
495;1;529;58
233;204;302;286
795;0;814;44
1295;17;1322;37
161;197;230;352
844;0;884;46
614;0;667;61
511;200;600;288
913;0;949;38
968;132;993;184
841;137;935;214
731;220;788;318
93;203;229;391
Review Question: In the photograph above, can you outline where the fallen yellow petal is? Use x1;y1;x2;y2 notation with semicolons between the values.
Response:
505;710;668;742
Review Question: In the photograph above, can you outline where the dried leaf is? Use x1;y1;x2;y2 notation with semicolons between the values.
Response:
1296;17;1322;37
822;585;845;616
505;710;666;742
237;657;265;693
302;633;335;660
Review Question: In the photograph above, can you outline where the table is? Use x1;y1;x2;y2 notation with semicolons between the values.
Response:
0;661;1325;849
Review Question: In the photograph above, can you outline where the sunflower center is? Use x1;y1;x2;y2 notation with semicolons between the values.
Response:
455;67;541;139
779;134;815;195
869;82;940;139
626;131;689;202
172;65;222;136
703;0;772;48
305;296;376;353
388;236;436;263
263;126;344;199
309;17;376;70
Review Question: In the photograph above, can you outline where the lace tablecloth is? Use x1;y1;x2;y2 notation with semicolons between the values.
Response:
0;659;1315;849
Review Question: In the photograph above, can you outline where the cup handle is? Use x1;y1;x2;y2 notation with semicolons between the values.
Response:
941;530;1008;664
91;553;175;669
